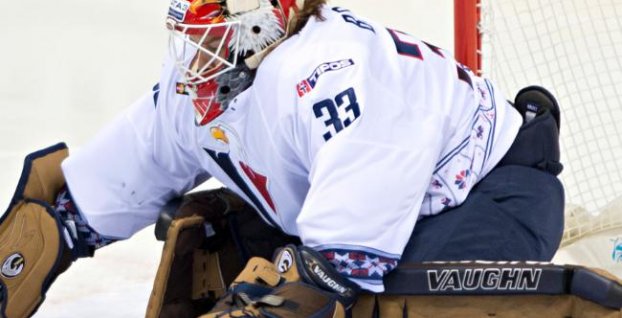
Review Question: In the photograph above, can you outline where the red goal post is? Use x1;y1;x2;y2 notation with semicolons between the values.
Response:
454;0;622;246
454;0;481;74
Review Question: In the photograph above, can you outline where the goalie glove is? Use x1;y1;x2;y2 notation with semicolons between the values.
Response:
200;245;360;318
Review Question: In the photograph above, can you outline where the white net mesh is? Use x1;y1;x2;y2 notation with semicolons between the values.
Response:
479;0;622;244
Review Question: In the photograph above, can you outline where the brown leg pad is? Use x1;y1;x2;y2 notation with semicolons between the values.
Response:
0;202;63;318
352;294;622;318
146;216;227;318
0;143;69;318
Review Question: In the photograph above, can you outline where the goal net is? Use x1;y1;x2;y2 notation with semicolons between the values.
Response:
455;0;622;247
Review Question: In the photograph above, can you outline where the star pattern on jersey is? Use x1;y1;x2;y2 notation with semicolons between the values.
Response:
454;169;471;190
322;249;398;280
478;86;487;100
431;179;443;189
55;187;115;249
476;125;484;139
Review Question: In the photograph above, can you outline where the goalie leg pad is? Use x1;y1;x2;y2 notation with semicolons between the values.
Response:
0;143;73;318
146;215;227;318
148;189;301;318
353;294;621;318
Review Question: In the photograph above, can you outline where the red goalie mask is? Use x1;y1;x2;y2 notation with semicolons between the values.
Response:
166;0;303;125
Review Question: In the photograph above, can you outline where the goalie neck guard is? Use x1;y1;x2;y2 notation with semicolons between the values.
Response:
166;0;304;125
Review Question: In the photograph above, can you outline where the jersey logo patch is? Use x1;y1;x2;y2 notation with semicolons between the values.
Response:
210;126;229;144
297;59;355;97
168;0;190;22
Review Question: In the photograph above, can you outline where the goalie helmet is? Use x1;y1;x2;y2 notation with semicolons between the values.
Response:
166;0;304;125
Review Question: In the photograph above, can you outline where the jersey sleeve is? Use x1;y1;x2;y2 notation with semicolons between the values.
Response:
293;56;448;293
62;79;209;239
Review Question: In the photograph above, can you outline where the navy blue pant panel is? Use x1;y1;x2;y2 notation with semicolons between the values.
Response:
401;165;564;263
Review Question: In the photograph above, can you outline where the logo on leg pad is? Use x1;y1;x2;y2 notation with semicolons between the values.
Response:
276;250;293;273
1;253;25;278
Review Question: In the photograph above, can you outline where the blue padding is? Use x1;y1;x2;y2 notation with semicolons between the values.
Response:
571;267;622;309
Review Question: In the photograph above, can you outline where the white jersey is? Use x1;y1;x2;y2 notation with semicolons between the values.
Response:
62;6;521;291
